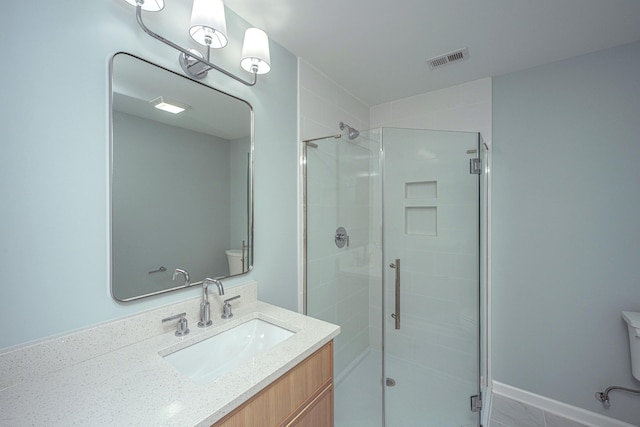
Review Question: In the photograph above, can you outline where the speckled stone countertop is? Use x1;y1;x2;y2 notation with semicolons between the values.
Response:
0;281;340;426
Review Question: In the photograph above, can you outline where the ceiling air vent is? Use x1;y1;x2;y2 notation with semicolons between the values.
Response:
427;48;469;70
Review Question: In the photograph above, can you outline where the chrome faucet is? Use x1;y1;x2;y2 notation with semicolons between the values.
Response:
199;278;224;327
172;268;190;287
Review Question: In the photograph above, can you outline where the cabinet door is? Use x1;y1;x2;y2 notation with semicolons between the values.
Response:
213;342;333;427
285;384;333;427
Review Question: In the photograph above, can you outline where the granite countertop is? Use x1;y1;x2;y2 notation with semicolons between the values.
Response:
0;283;339;426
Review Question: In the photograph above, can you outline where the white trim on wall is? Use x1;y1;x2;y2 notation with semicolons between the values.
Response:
492;381;637;427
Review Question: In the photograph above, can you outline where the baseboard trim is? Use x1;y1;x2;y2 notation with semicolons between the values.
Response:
492;381;636;427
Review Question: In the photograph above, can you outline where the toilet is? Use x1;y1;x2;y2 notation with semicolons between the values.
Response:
622;311;640;381
225;249;245;276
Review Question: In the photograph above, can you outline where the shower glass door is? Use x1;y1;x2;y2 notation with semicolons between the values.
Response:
304;131;384;426
304;127;481;427
382;128;480;427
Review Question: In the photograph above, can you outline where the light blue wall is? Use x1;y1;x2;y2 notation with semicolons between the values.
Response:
492;41;640;425
0;1;298;349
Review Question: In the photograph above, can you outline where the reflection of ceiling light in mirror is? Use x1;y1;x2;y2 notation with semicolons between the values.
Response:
150;97;190;114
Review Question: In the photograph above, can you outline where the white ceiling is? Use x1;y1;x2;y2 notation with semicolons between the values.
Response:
225;0;640;106
112;53;251;139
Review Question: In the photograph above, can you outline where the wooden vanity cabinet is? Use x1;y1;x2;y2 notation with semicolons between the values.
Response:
212;341;334;427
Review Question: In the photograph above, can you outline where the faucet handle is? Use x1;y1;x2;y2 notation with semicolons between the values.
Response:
162;312;190;336
221;295;241;319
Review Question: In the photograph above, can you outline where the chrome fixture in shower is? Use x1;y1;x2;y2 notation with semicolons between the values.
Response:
339;122;360;140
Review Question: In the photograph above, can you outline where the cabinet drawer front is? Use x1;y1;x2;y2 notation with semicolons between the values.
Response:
284;383;333;427
214;341;333;427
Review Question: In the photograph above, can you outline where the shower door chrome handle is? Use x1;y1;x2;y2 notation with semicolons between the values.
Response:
390;259;400;329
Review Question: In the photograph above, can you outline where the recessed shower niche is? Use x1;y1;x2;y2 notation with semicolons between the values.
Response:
405;180;437;199
405;206;437;236
404;180;438;236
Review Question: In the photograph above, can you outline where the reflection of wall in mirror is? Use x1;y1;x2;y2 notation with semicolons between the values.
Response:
112;111;247;300
229;136;250;262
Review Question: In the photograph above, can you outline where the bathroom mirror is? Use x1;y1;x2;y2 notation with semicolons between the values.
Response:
110;52;253;302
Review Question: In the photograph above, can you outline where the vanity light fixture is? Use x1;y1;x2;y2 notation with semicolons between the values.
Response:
150;96;190;114
124;0;164;11
124;0;271;86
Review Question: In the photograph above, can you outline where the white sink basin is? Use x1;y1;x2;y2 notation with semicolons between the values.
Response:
163;318;295;384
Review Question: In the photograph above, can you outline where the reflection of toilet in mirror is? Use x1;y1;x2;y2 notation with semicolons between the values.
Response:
623;311;640;381
225;249;245;275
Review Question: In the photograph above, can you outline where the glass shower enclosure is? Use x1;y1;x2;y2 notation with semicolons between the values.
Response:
303;127;484;426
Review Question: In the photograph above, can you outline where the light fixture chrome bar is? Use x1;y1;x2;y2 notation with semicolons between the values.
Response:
134;4;258;86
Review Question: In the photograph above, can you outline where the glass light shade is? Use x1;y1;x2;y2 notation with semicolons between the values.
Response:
124;0;164;11
189;0;228;48
240;28;271;74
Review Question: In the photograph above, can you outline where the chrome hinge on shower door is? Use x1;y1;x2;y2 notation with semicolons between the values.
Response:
470;158;481;175
470;394;482;412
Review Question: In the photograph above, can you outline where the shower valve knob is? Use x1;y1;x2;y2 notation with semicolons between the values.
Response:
335;226;349;248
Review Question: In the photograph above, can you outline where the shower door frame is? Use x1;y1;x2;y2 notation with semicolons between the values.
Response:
300;129;489;426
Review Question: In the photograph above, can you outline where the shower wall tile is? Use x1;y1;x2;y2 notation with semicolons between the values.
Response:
385;324;475;382
335;302;369;351
438;203;480;234
308;304;337;325
335;85;370;125
299;61;340;103
300;87;335;127
309;255;340;283
334;329;370;376
389;85;457;118
301;58;374;380
369;102;392;128
306;230;337;259
345;225;369;249
401;249;437;272
435;252;478;280
301;116;334;143
299;59;369;141
404;273;476;307
370;77;491;145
